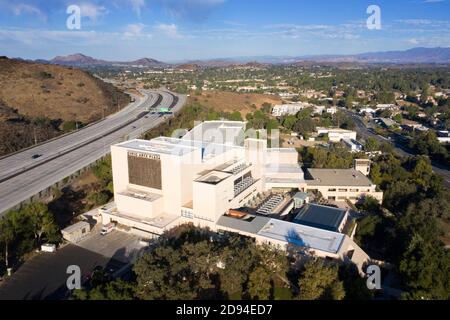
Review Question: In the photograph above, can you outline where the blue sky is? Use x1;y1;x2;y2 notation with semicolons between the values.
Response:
0;0;449;61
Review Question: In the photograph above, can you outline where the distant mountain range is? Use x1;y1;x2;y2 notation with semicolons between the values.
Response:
193;47;450;65
29;47;450;68
47;53;167;67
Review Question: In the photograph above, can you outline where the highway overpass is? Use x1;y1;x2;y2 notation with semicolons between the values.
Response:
0;89;186;215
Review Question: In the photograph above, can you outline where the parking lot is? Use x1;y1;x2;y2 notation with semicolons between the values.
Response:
77;229;147;264
0;230;147;300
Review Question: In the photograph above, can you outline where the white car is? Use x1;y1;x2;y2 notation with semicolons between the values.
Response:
100;223;115;235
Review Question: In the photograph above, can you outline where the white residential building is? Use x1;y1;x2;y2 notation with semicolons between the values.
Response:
376;104;397;110
343;139;364;153
316;127;357;142
326;106;337;115
272;103;309;117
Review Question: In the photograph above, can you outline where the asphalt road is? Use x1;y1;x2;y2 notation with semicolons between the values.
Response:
0;89;186;215
344;109;450;188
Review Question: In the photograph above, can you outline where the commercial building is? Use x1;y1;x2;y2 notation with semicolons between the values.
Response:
61;221;91;244
316;128;357;142
100;121;380;272
272;103;308;117
343;139;364;153
304;168;383;203
293;204;349;233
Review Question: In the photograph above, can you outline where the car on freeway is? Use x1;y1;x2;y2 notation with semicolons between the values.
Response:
31;154;42;159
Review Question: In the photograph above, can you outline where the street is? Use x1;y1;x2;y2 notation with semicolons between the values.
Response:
0;90;186;215
344;109;450;188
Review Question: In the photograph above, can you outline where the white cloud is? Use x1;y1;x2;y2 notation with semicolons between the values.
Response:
129;0;146;16
77;2;108;22
0;2;47;22
157;0;226;21
423;0;445;3
124;23;146;36
155;23;184;38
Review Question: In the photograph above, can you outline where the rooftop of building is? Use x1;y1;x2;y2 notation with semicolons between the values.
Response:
118;189;163;202
267;148;298;153
305;168;374;187
217;208;346;254
217;214;271;234
342;138;363;146
265;164;304;174
182;120;246;146
316;127;356;133
257;218;345;254
293;204;348;232
195;170;232;185
61;221;90;234
101;205;179;229
116;138;197;156
116;136;244;161
293;192;309;201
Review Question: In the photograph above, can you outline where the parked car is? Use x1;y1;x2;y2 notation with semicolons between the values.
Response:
100;223;115;235
41;243;56;253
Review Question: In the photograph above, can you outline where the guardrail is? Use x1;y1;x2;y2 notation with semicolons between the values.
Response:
0;93;162;184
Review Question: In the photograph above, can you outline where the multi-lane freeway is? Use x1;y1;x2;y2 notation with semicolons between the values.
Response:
0;89;186;215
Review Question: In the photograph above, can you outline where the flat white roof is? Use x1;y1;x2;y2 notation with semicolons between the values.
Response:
61;221;90;234
257;218;345;254
117;139;196;156
182;121;246;146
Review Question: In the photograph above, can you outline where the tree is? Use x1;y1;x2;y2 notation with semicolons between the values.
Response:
88;191;110;206
282;115;297;131
248;266;271;300
297;259;345;300
357;196;382;215
219;240;258;298
364;137;380;152
261;102;272;114
24;202;60;244
134;246;198;300
293;118;316;138
0;218;14;270
399;234;450;300
228;111;243;121
73;279;136;300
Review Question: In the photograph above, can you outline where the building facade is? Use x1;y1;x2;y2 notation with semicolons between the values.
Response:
100;121;381;272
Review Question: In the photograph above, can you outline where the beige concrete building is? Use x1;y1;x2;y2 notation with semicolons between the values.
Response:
304;168;383;203
61;221;91;244
316;127;357;142
100;121;380;273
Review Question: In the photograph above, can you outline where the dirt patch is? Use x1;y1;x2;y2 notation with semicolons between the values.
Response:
188;91;282;116
0;59;129;123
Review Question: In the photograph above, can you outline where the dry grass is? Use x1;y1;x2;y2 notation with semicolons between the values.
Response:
188;90;282;116
0;58;129;123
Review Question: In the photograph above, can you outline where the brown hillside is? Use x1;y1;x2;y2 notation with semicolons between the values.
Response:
0;58;130;156
188;91;282;116
0;58;129;123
